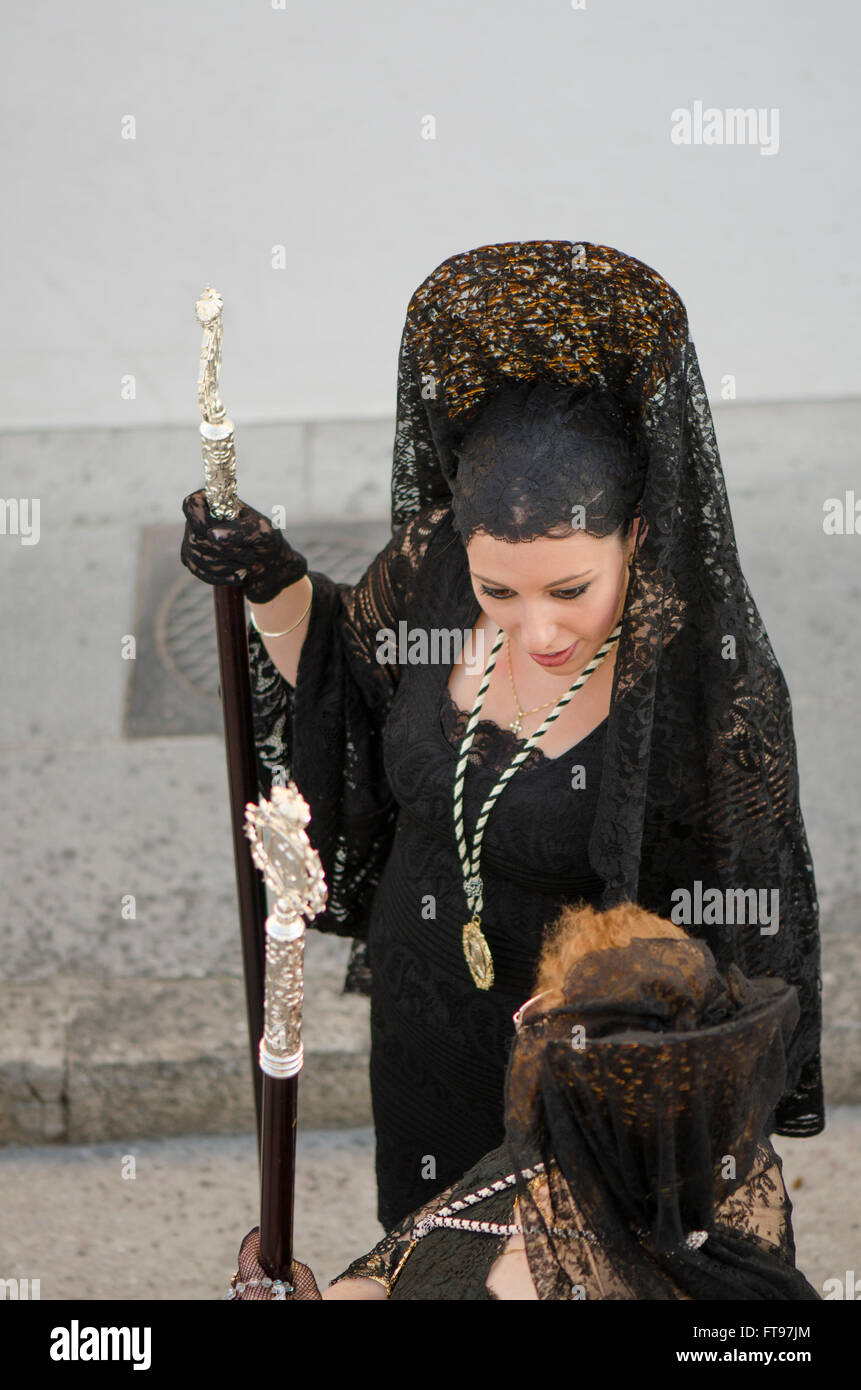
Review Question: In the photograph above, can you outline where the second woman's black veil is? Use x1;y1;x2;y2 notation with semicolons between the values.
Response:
503;937;819;1300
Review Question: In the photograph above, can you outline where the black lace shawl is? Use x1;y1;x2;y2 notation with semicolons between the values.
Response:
249;239;822;1137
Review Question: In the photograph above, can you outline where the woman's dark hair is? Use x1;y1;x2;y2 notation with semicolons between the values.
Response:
449;379;646;545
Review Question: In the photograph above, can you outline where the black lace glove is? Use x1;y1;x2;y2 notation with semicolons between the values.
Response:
181;489;308;606
226;1227;323;1301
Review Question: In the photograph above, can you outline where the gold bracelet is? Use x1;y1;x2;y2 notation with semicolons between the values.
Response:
249;578;313;638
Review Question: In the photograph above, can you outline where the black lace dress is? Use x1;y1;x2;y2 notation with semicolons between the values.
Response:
248;502;607;1228
368;656;606;1227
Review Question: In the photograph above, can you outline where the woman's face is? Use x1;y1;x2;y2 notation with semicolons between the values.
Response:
466;521;640;675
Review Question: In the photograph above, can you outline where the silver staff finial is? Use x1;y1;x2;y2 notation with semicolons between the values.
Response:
244;784;327;1079
195;284;239;518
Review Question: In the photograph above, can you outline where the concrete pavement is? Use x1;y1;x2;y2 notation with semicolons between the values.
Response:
1;1109;858;1301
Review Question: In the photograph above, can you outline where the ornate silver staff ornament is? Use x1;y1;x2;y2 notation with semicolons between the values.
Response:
245;784;328;1079
244;783;328;1281
196;284;240;520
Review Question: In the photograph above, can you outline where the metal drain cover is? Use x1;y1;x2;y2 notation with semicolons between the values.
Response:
125;521;391;737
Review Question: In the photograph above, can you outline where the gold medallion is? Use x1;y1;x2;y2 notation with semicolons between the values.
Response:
462;916;495;990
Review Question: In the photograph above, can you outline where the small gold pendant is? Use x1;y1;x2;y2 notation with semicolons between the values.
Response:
462;916;495;990
509;717;522;735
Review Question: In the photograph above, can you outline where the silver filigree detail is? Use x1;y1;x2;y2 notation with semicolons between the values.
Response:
244;784;328;1080
244;785;327;925
195;284;240;520
260;929;306;1077
195;285;226;424
464;874;483;904
199;425;239;519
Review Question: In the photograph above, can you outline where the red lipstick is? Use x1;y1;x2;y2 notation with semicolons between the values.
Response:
529;641;579;668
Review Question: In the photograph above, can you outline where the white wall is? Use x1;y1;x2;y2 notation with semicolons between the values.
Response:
1;0;857;430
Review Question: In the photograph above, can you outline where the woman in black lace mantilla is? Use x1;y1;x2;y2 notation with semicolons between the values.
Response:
182;240;823;1231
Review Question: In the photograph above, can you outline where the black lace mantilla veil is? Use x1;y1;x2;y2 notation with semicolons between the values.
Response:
504;938;819;1301
386;239;822;1137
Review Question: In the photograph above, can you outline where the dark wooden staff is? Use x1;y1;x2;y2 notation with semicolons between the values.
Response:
244;784;327;1283
195;285;267;1142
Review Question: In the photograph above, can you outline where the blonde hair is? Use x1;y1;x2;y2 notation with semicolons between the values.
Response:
533;901;689;1011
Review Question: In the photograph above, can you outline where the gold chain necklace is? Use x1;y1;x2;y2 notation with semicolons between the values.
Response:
505;636;562;735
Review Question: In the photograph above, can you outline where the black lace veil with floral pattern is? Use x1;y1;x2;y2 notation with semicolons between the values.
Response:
504;936;819;1300
386;239;822;1136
